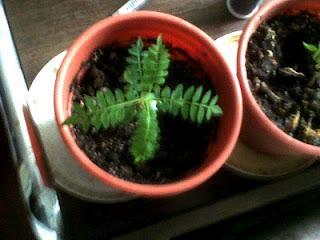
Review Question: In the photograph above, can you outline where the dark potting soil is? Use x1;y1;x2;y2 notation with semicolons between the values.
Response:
246;12;320;146
71;44;218;184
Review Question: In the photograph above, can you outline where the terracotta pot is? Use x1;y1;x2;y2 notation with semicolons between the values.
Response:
238;0;320;158
55;11;242;197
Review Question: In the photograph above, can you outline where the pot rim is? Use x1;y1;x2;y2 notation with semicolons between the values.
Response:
55;10;243;197
237;0;320;156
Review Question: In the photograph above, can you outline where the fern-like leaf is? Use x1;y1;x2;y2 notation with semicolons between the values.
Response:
157;85;223;123
142;35;170;91
124;37;144;86
64;89;140;131
130;100;159;164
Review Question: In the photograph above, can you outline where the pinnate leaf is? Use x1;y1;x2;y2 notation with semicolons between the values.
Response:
124;37;144;85
130;102;159;163
142;35;170;90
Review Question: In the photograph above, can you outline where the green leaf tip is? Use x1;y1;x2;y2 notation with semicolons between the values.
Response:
303;41;320;64
303;42;318;52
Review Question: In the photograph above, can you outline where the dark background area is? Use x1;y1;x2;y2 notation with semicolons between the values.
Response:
0;102;34;239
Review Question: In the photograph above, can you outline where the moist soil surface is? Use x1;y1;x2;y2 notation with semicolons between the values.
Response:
246;12;320;146
71;44;218;184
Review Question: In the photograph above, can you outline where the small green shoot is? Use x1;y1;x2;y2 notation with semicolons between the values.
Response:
303;41;320;65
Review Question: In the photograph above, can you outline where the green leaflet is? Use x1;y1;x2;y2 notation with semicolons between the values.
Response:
158;85;171;112
84;96;96;113
170;84;184;116
64;35;223;164
190;86;203;122
182;86;195;120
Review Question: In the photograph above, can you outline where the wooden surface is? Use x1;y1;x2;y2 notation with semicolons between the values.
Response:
4;0;246;87
5;1;319;239
2;1;255;238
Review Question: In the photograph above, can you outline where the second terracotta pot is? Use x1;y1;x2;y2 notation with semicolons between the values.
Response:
237;0;320;158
